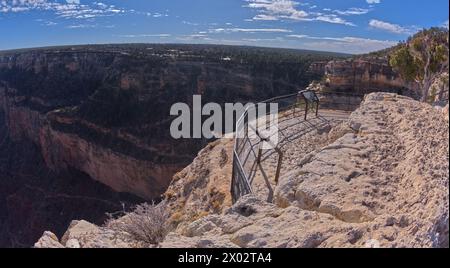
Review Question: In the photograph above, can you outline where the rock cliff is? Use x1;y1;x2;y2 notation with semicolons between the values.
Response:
316;57;448;105
0;44;330;200
326;59;405;91
36;93;448;248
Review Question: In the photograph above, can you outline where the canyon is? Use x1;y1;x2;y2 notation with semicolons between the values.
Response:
0;43;447;248
0;44;334;247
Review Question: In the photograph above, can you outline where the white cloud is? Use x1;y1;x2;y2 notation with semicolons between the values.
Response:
333;8;370;16
315;14;356;26
252;14;278;21
287;34;398;54
366;0;381;4
0;0;126;20
178;33;398;54
118;34;171;38
444;20;449;29
182;21;200;26
67;24;97;29
209;28;292;33
242;37;284;42
244;0;355;26
246;0;308;20
369;19;411;34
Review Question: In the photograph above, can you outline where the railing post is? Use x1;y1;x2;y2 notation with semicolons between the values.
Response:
274;149;283;185
231;157;237;204
257;146;263;164
304;100;308;120
244;116;248;138
316;101;319;117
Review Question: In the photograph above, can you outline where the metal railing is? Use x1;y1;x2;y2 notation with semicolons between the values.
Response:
231;90;362;203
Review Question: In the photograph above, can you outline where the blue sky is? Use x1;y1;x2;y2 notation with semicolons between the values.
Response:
0;0;448;53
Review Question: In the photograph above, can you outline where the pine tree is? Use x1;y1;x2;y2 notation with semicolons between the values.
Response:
390;27;449;102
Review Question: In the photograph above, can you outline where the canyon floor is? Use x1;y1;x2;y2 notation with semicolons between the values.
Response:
35;93;449;248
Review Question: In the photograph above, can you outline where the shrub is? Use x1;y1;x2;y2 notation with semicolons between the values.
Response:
106;202;170;245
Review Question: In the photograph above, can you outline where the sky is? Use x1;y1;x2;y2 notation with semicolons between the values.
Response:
0;0;448;54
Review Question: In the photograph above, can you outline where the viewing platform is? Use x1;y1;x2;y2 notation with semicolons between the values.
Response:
231;90;360;203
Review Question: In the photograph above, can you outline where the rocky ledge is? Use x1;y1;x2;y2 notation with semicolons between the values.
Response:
318;58;448;106
35;93;449;248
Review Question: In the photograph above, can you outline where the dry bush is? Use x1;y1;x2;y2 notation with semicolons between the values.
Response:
106;202;170;245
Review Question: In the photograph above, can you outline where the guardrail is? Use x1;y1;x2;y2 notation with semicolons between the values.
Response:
231;90;362;203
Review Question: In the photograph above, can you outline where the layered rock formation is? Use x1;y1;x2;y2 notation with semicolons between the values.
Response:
324;59;410;93
0;50;199;201
37;93;448;248
308;57;449;109
164;138;234;229
0;44;329;200
318;58;448;105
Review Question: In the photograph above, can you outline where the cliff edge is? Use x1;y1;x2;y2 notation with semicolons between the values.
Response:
35;92;449;248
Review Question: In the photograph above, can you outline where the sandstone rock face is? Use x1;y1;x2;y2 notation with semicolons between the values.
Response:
34;231;64;248
0;86;180;200
164;138;234;231
311;58;448;106
308;61;328;76
324;59;419;96
0;85;191;201
39;119;181;199
34;220;145;248
38;93;448;248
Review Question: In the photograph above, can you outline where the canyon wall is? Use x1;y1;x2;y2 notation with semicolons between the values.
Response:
0;110;143;247
305;58;439;110
0;73;186;201
321;58;448;105
0;45;329;200
325;59;406;94
0;44;333;247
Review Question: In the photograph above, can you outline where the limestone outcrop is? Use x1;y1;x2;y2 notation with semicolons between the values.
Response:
316;58;448;105
164;138;234;230
34;220;145;248
324;59;411;94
